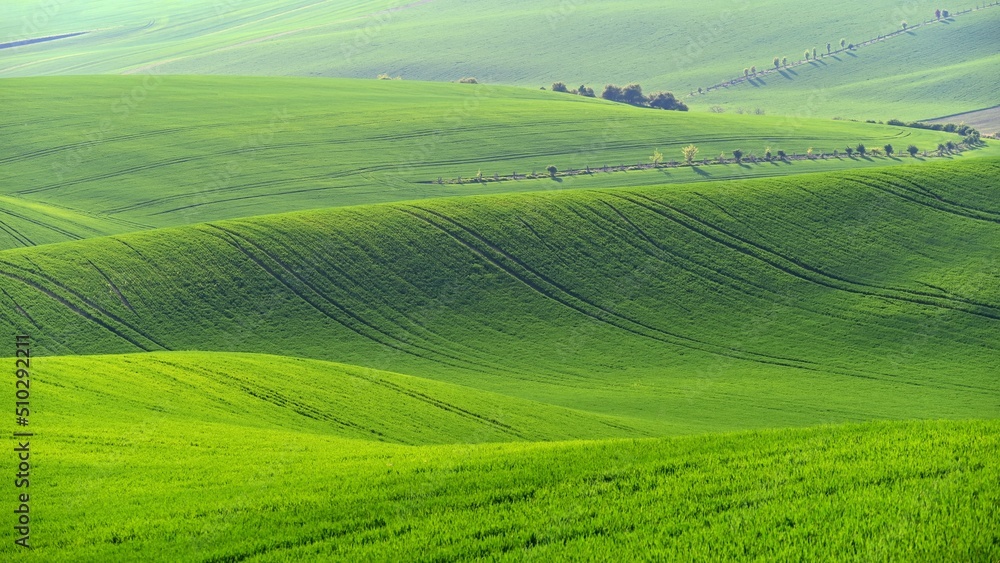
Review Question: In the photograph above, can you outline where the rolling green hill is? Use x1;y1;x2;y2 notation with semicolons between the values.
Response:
2;414;996;560
2;0;996;119
699;6;1000;121
2;159;998;433
0;75;975;251
35;351;657;444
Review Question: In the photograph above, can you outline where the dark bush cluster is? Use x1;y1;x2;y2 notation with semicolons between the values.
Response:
550;81;687;111
601;83;688;111
551;83;596;97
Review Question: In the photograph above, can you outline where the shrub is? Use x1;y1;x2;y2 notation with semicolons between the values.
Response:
650;149;663;166
884;144;894;156
601;84;623;102
551;82;569;93
621;83;645;105
547;165;558;177
457;77;478;84
774;57;781;69
777;150;787;160
732;149;744;163
856;143;867;156
907;145;919;157
647;91;688;111
578;85;595;97
845;146;854;157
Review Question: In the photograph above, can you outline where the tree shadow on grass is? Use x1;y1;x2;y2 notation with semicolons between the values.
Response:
692;167;711;177
778;70;793;80
549;177;563;183
830;55;842;62
846;51;858;57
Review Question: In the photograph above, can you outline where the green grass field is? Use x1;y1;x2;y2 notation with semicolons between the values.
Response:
2;0;997;119
2;1;998;559
2;159;997;432
0;75;977;251
2;404;997;561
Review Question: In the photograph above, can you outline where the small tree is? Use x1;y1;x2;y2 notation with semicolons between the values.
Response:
782;56;789;67
578;85;595;97
884;144;894;157
620;83;645;105
777;149;787;160
601;84;623;102
812;47;817;59
650;148;664;166
682;144;699;164
804;50;810;60
750;65;757;75
942;10;949;17
856;143;867;156
840;38;847;49
901;21;908;30
552;82;569;93
547;165;558;177
764;146;773;160
732;149;744;163
845;146;854;157
946;140;957;152
774;57;781;69
827;42;832;54
907;144;919;157
936;9;941;19
937;143;947;155
806;147;814;158
744;68;750;78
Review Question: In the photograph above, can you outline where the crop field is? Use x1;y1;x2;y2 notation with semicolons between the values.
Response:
2;0;998;559
0;75;976;251
2;1;998;119
1;159;997;432
0;406;996;561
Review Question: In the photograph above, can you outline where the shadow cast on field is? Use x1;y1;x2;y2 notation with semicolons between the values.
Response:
692;167;711;177
846;51;858;57
778;70;793;80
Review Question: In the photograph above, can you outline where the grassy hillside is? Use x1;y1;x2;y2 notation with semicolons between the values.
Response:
2;418;996;560
34;351;657;444
2;159;998;433
0;75;971;250
2;1;995;119
699;7;1000;121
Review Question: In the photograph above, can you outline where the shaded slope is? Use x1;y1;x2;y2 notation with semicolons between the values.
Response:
701;7;1000;120
2;0;995;120
36;351;653;444
0;75;966;250
1;159;997;431
4;419;997;560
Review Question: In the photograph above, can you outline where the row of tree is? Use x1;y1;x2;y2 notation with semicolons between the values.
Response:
550;82;688;111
